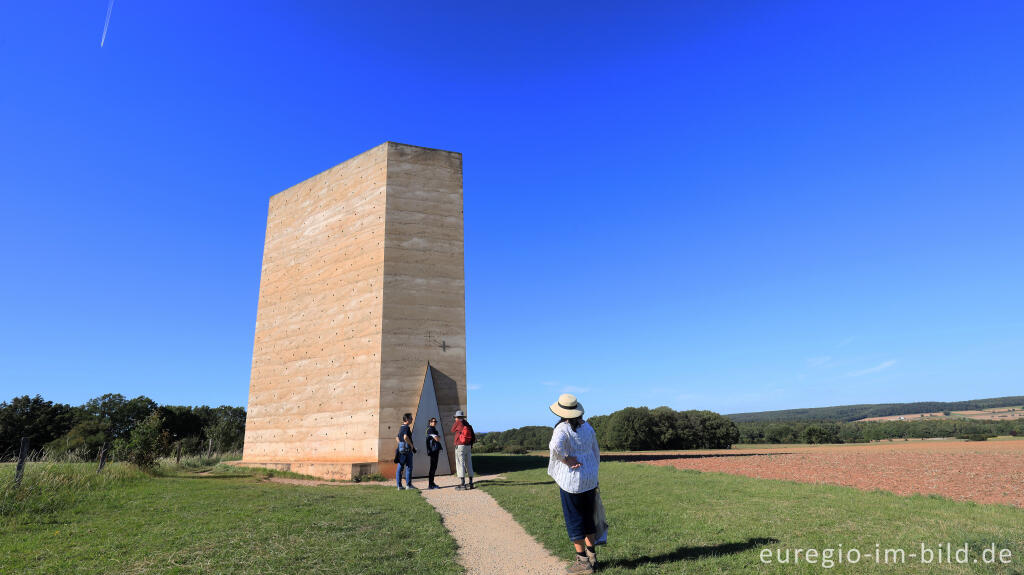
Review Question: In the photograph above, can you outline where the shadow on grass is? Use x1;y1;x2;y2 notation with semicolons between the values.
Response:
472;454;548;475
603;453;791;463
471;453;788;477
480;479;555;487
605;537;780;569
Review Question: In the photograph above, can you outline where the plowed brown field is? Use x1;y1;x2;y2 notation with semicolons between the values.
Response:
626;439;1024;507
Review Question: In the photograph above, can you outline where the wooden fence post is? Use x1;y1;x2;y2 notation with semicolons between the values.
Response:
175;442;182;465
97;442;108;473
206;437;212;458
14;437;29;488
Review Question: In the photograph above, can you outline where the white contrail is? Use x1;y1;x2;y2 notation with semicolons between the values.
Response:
100;0;115;47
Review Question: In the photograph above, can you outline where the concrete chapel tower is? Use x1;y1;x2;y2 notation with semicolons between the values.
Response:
240;142;466;479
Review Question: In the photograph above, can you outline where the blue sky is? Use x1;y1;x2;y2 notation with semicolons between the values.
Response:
2;1;1022;431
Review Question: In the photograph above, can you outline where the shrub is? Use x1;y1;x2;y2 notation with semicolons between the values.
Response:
473;442;498;453
603;407;655;451
157;452;236;469
124;412;164;469
683;410;741;448
764;423;796;444
801;425;836;444
204;416;245;453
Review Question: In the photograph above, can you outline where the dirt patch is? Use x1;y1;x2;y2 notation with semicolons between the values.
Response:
633;439;1024;507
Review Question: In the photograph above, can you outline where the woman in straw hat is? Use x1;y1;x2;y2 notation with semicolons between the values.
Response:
548;393;601;574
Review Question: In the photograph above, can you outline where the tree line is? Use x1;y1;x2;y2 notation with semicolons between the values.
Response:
0;394;246;463
476;406;740;453
735;417;1024;444
728;395;1024;423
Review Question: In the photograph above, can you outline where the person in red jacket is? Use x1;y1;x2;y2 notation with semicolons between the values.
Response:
451;410;475;490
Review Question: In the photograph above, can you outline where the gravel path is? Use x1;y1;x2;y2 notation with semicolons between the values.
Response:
420;473;565;575
265;473;566;574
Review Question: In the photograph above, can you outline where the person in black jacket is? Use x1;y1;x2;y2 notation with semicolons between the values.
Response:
425;417;443;489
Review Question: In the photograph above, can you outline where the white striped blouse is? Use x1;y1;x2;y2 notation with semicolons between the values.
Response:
547;420;601;494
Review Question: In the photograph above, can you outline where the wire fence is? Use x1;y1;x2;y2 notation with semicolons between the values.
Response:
1;436;242;518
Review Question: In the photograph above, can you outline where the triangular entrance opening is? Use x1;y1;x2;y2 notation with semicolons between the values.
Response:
411;364;452;477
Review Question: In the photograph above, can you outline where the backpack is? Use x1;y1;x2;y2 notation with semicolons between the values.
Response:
458;422;475;446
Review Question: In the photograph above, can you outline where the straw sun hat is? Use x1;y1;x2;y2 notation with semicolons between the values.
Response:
549;393;584;418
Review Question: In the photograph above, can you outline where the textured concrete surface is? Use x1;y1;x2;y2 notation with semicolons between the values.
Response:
379;143;466;475
242;142;466;478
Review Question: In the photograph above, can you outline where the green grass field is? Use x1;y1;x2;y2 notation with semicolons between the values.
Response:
476;455;1024;574
1;462;461;575
5;456;1023;574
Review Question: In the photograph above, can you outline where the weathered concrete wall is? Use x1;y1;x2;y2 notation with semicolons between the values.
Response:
244;143;389;463
379;143;466;473
242;142;466;477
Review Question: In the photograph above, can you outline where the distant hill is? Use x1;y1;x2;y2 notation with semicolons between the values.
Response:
727;395;1024;423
